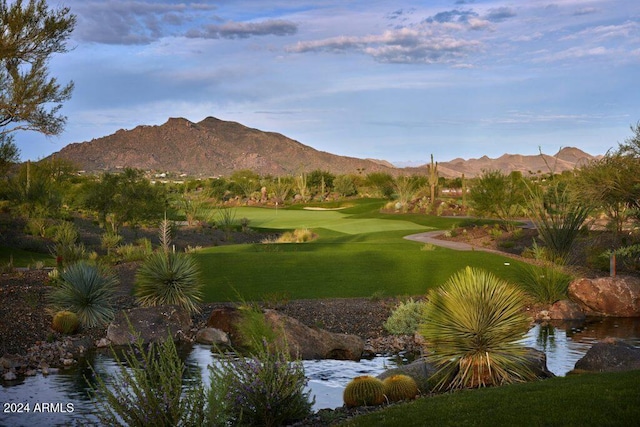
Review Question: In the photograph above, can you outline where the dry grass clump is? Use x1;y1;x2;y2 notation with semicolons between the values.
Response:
262;228;318;244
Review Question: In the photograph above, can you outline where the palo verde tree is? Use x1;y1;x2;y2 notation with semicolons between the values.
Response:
0;0;75;138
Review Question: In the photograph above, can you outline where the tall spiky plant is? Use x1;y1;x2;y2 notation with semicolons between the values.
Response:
420;267;535;390
134;215;202;314
428;154;439;204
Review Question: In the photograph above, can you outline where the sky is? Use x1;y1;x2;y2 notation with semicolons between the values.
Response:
11;0;640;166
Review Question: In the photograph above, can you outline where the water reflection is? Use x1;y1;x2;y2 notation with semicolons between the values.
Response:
2;317;639;426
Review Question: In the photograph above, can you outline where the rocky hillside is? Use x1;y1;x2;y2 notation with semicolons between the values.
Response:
50;116;598;178
51;117;397;177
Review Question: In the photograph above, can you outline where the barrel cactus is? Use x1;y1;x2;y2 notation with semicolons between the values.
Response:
52;310;80;334
343;375;386;408
382;374;419;402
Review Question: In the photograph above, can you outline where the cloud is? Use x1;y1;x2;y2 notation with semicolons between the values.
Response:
573;7;598;16
186;19;298;39
563;21;639;41
426;9;479;24
286;26;482;64
70;1;218;45
485;7;516;22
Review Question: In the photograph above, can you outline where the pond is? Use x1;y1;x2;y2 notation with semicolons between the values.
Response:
2;317;639;427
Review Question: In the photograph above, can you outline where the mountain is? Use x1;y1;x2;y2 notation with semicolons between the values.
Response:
52;117;397;177
412;147;597;178
50;116;598;178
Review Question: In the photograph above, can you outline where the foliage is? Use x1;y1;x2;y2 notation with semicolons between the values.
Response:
0;134;19;176
48;261;118;328
343;375;386;408
274;228;317;243
525;179;590;263
334;174;357;197
382;374;419;402
114;238;152;262
342;370;640;427
574;153;640;234
468;170;526;224
51;310;79;334
419;267;534;390
81;169;166;232
393;175;419;206
617;120;640;158
365;172;395;198
207;340;313;427
50;220;87;266
215;207;236;239
0;0;75;137
269;175;292;204
510;262;572;305
308;169;335;196
383;298;428;335
100;232;122;256
134;251;203;314
427;154;439;203
230;169;260;199
235;304;278;354
294;172;310;201
87;334;206;427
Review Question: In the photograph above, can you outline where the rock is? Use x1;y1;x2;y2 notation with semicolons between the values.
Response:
3;370;17;381
106;306;192;346
548;300;585;320
0;354;24;370
377;358;439;393
568;276;640;317
206;307;242;339
95;338;111;348
574;338;640;372
263;310;364;361
524;347;555;379
195;328;230;346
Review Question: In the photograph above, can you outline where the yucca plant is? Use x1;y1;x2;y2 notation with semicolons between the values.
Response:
134;251;203;314
420;267;535;390
48;262;118;328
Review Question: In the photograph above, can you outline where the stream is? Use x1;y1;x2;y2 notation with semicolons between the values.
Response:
1;317;639;427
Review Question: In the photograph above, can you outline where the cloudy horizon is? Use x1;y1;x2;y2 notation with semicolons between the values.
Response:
12;0;640;165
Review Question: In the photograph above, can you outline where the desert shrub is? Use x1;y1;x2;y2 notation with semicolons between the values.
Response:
383;298;428;335
134;251;203;314
511;262;572;305
276;228;318;243
48;262;118;328
421;243;436;251
419;267;535;390
50;220;87;266
235;304;278;354
115;238;152;262
207;340;313;427
100;232;122;256
87;334;206;427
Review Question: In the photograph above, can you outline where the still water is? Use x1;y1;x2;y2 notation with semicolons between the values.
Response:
2;317;639;427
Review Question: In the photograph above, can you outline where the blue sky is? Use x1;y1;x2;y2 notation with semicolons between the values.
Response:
13;0;640;165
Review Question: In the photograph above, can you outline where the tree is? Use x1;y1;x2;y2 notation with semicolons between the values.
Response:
468;170;526;225
0;0;75;137
0;134;19;176
617;121;640;158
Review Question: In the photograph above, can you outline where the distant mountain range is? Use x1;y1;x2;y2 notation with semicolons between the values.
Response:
50;116;598;178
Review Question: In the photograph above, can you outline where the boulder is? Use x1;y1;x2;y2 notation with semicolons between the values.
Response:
377;358;439;393
524;347;555;379
106;306;192;346
195;328;230;346
574;337;640;372
568;276;640;317
548;299;586;321
206;306;242;340
263;309;364;361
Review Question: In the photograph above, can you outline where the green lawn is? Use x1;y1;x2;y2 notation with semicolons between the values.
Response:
196;202;523;302
341;370;640;427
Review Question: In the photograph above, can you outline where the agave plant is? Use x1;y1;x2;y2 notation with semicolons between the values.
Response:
48;262;118;328
134;251;203;314
420;266;535;390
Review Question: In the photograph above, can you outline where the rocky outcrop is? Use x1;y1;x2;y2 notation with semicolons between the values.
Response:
263;310;364;361
568;276;640;317
106;306;192;346
549;300;586;320
574;337;640;372
195;328;230;346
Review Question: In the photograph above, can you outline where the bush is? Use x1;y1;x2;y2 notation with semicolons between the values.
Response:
419;267;535;390
48;262;118;328
383;298;427;335
134;251;203;314
511;262;572;305
87;334;206;427
208;340;313;427
276;228;318;243
235;304;278;354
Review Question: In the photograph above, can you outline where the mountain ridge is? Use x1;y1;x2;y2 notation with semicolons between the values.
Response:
50;116;599;178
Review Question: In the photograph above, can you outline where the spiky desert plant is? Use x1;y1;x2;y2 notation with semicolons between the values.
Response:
134;251;203;314
511;262;572;305
419;267;535;391
343;376;386;408
382;374;419;402
52;310;80;334
48;262;118;328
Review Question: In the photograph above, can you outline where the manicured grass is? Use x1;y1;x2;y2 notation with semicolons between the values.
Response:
0;246;54;268
341;370;640;427
196;203;524;302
